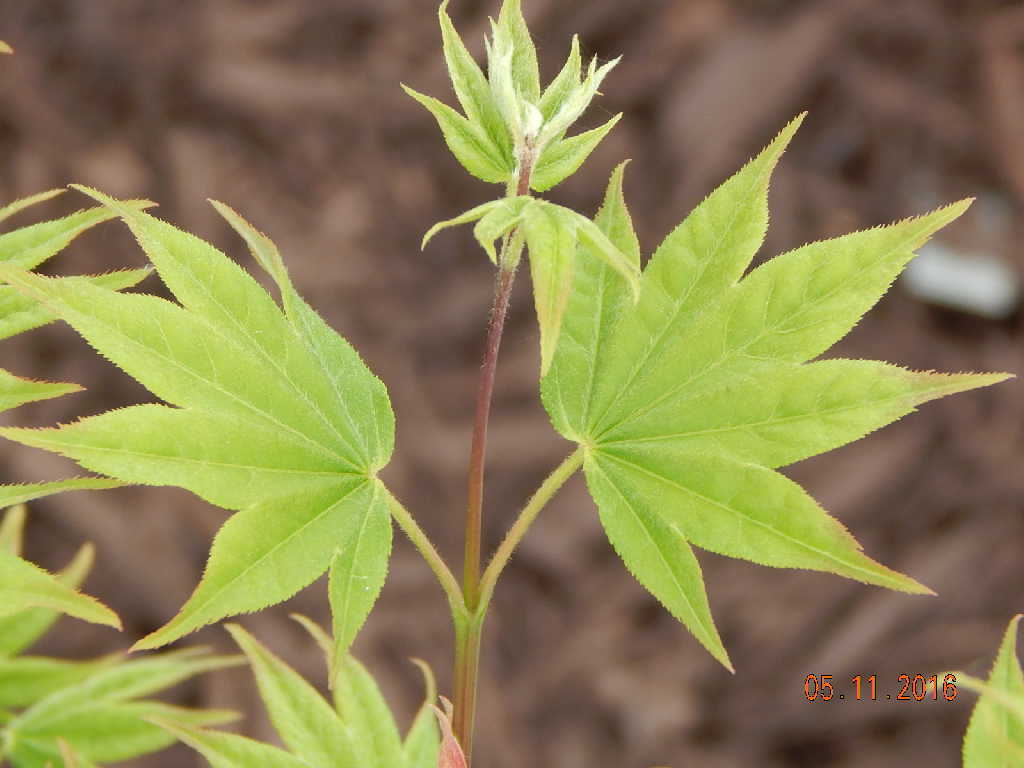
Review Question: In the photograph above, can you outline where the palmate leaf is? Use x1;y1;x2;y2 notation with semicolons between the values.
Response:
963;615;1024;766
0;517;236;768
159;622;438;768
0;187;395;650
2;649;240;768
0;189;148;503
540;118;1010;668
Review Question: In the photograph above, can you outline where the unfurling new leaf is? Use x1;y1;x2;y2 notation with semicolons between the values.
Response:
540;116;1010;669
423;195;640;374
407;0;620;191
0;187;396;650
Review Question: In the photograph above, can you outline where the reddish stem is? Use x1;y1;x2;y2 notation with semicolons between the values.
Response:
455;151;534;763
462;265;516;609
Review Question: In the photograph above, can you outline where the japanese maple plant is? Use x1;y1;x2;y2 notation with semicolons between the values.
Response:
0;2;1012;766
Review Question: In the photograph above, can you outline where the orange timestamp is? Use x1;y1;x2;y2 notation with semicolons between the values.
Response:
804;673;959;702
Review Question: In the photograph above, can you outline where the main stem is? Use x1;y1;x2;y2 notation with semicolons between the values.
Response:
462;265;517;609
454;150;534;761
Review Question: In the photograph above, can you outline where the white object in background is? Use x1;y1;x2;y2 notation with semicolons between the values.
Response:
902;242;1020;319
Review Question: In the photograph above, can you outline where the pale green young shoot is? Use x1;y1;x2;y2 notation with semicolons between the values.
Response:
423;195;640;374
408;0;621;192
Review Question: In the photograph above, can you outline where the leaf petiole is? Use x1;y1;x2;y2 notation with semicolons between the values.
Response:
476;446;583;616
385;488;465;614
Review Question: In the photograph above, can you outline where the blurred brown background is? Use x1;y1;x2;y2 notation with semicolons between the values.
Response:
1;0;1023;766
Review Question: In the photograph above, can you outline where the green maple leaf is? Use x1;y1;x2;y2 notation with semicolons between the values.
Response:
2;648;240;767
0;187;395;650
154;621;438;768
0;511;239;768
541;117;1011;669
962;615;1024;766
0;188;148;504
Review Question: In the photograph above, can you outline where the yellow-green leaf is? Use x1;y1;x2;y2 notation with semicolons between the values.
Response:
0;188;397;650
0;551;118;629
964;616;1024;767
540;118;1008;668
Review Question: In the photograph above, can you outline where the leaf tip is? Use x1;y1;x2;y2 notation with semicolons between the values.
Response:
944;196;975;219
131;619;181;651
901;575;937;597
712;645;735;674
410;656;438;700
765;111;806;160
910;370;1014;407
917;198;975;239
69;540;97;574
92;600;123;631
